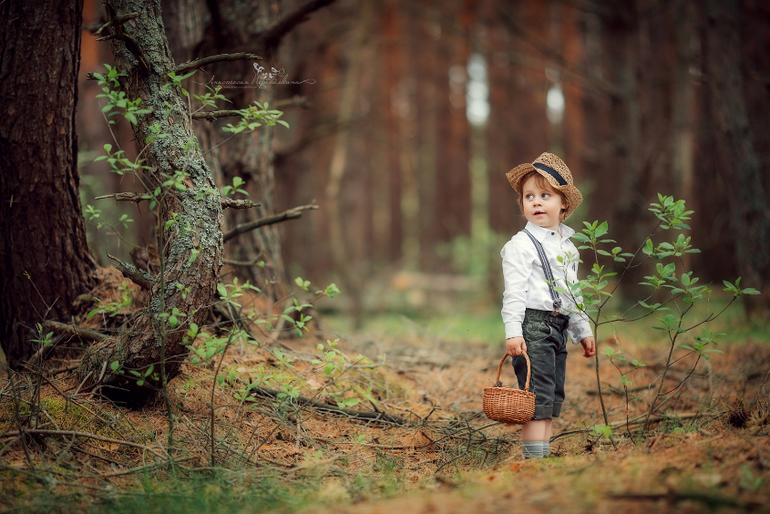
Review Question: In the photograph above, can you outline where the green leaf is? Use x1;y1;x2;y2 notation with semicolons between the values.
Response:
593;425;613;439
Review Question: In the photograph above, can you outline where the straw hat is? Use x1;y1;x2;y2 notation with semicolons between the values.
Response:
506;152;583;221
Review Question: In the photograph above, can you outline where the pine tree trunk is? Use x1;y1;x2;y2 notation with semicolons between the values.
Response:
77;0;223;404
0;0;96;369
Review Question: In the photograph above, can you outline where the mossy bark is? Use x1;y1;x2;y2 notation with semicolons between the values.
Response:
78;0;223;405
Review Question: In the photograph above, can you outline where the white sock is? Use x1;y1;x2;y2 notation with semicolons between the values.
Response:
542;440;550;457
522;441;543;459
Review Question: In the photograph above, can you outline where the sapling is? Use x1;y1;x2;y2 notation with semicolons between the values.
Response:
557;194;759;438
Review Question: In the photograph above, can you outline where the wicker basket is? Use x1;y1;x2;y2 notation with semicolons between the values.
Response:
483;353;536;424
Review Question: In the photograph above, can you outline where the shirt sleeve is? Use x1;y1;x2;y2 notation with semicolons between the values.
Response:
566;311;593;343
500;237;533;340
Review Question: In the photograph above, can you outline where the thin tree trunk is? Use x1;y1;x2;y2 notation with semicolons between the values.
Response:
0;0;96;369
326;0;372;328
704;0;770;311
78;0;223;404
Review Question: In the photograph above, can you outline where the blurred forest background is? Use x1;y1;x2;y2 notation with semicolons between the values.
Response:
76;0;770;319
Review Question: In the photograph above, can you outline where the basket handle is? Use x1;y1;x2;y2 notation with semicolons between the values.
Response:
493;352;531;392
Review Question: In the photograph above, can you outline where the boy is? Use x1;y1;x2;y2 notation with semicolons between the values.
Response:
501;152;596;459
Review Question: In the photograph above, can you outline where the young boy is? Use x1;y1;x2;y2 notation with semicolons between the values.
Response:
500;152;596;459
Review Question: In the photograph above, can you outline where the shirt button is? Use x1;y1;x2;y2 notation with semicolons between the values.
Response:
550;232;555;236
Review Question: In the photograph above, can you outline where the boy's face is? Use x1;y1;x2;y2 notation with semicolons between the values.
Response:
520;174;566;231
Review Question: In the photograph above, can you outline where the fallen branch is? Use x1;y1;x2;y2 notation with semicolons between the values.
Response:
107;252;155;290
609;491;752;510
41;320;107;342
223;203;318;243
101;456;196;478
0;429;166;458
550;412;714;442
250;386;407;425
174;52;262;75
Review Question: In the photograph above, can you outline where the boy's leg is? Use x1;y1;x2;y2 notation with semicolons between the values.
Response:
552;333;569;418
542;419;552;456
546;326;568;457
522;419;548;441
521;419;548;459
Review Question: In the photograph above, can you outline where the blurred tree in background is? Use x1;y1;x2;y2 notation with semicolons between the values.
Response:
76;0;770;317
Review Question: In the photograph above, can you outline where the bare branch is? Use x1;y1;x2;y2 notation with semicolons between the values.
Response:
223;203;318;243
221;198;262;210
107;252;155;290
103;3;149;74
258;0;336;48
174;52;262;75
273;95;311;110
498;8;623;99
192;109;242;122
97;192;261;210
223;254;264;267
95;192;147;203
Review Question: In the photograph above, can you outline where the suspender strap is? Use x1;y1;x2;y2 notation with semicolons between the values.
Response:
522;228;563;313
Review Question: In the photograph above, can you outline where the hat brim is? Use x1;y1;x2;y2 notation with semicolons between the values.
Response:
506;163;583;222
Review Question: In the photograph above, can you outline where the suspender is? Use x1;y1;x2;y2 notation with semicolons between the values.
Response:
522;229;563;313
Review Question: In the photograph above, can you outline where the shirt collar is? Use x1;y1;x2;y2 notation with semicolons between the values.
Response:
524;221;574;241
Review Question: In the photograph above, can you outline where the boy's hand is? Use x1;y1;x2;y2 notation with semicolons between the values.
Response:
506;337;527;357
580;336;596;358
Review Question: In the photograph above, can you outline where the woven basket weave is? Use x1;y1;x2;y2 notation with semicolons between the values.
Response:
483;353;536;424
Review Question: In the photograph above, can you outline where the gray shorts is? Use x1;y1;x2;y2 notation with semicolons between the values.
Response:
512;309;570;420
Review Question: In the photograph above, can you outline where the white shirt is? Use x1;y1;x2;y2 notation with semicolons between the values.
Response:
500;221;593;343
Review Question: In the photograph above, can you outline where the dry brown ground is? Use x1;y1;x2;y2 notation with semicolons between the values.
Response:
1;273;769;513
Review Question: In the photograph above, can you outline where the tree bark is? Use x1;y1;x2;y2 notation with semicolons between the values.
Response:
0;0;96;369
78;0;223;404
704;0;770;311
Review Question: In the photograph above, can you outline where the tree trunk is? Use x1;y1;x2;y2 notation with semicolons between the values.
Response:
78;0;223;404
704;0;770;311
0;0;96;369
325;0;372;328
163;0;333;300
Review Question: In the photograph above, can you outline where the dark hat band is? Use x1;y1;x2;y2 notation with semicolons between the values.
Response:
533;162;567;186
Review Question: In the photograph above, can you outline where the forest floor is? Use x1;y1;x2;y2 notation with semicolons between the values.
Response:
1;271;770;513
